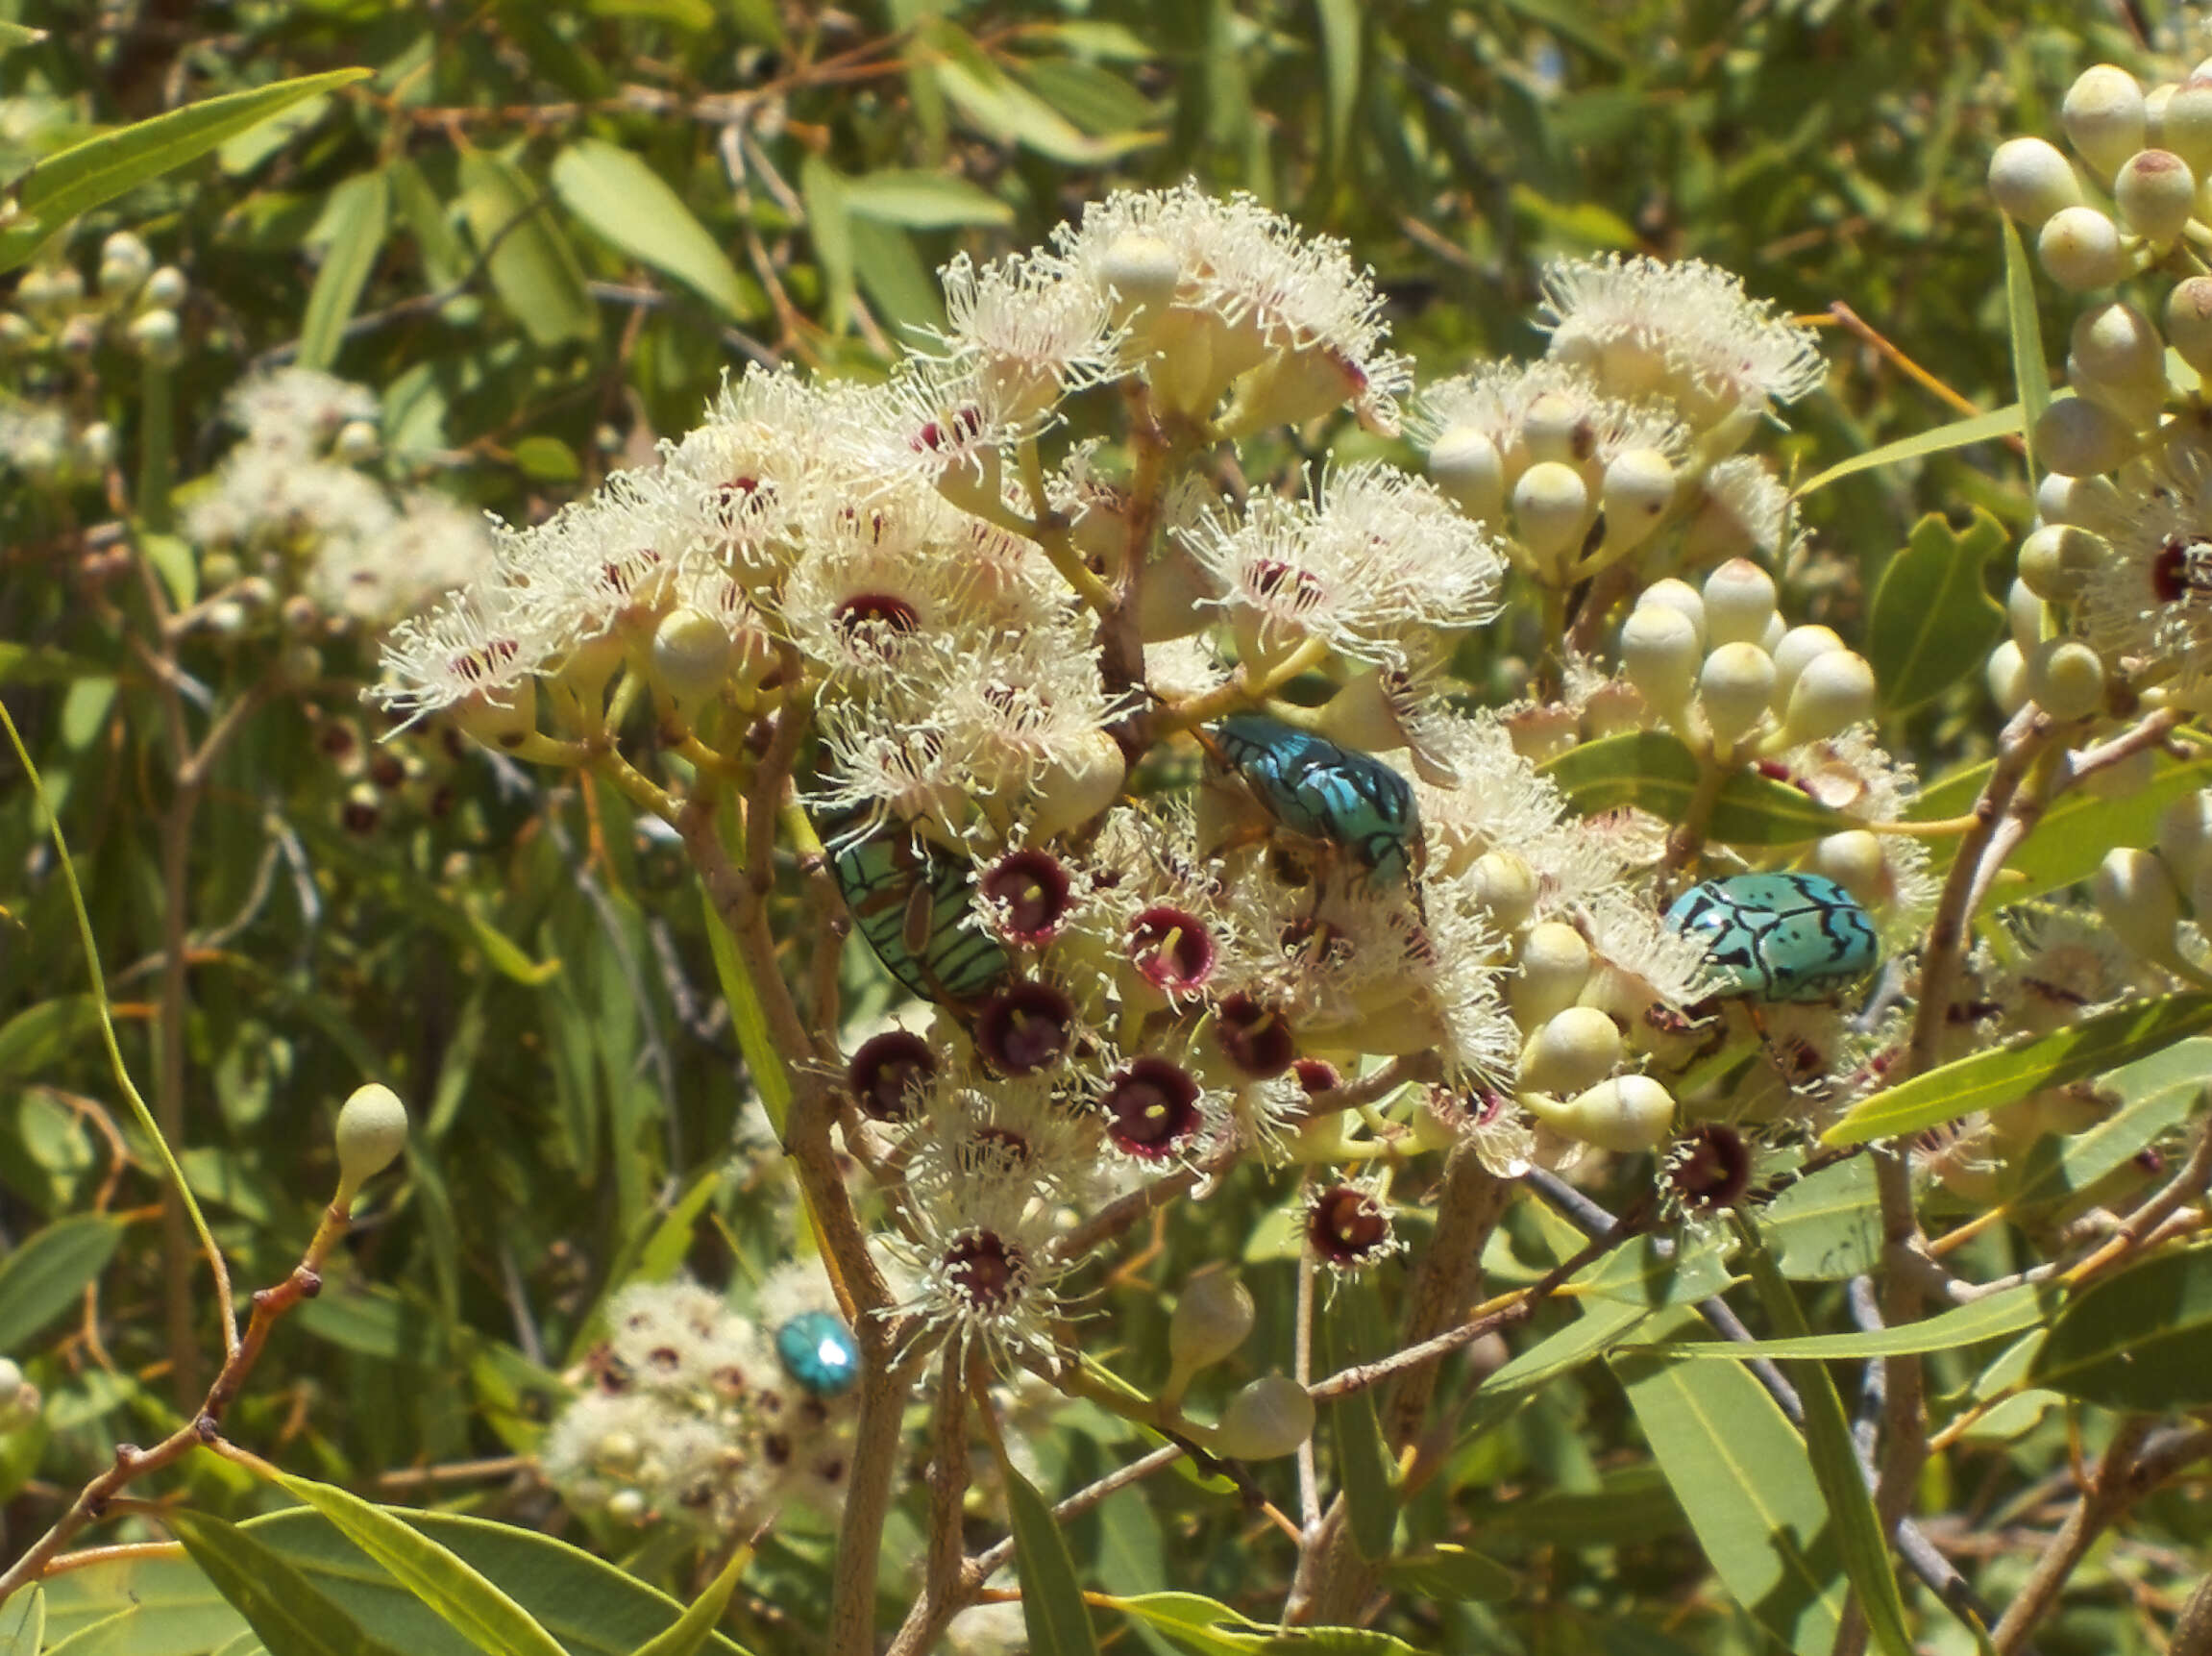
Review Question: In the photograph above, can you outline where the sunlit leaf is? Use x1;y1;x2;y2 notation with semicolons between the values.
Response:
1793;405;2022;500
1865;509;2009;714
457;150;597;348
297;169;388;373
551;139;754;321
1542;730;1852;845
170;1510;406;1656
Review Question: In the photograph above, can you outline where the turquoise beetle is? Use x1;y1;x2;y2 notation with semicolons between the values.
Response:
818;806;1009;1008
774;1310;859;1398
1665;872;1879;1004
1211;713;1423;889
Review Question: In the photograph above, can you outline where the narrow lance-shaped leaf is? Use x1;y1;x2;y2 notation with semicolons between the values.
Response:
1000;1456;1103;1656
551;139;755;321
0;1587;42;1656
169;1509;409;1656
0;1214;123;1350
1824;993;2212;1146
297;169;389;373
1793;404;2022;500
2002;214;2052;457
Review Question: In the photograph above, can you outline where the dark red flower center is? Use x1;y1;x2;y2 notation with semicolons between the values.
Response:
1308;1184;1391;1266
847;1030;935;1122
981;851;1074;944
1128;905;1217;994
1099;1058;1204;1159
974;981;1076;1075
944;1228;1023;1312
1215;992;1296;1078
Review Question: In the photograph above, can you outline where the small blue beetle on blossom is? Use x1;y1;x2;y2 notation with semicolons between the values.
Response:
1664;872;1880;1005
775;1310;861;1399
1210;712;1424;890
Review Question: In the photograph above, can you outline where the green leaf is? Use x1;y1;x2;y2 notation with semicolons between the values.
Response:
464;905;564;984
1614;1327;1847;1656
388;158;466;291
1541;731;1853;846
0;21;46;50
0;642;105;685
2031;1244;2212;1409
849;218;944;340
2002;215;2052;458
270;1473;569;1656
1474;1467;1686;1549
1823;993;2212;1146
1792;404;2023;500
1735;1223;1912;1656
927;24;1158;164
699;888;791;1137
1002;1457;1101;1656
626;1543;746;1656
1314;0;1361;168
169;1510;406;1656
0;69;371;271
298;170;389;373
0;1214;122;1349
798;153;852;334
1379;1545;1512;1603
1572;1229;1736;1309
1102;1594;1422;1656
1763;1156;1882;1281
509;434;580;483
551;139;753;321
1322;1289;1396;1563
0;993;103;1077
0;1587;42;1656
2005;1038;2210;1214
1865;509;2009;714
457;150;597;348
841;168;1013;228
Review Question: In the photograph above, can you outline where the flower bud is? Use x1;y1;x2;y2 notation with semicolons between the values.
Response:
1025;729;1125;840
334;419;379;464
2068;301;2168;423
1512;460;1592;574
1212;1374;1315;1460
1636;578;1708;650
2163;77;2212;174
2036;206;2126;292
1771;624;1844;705
2036;470;2121;529
1169;1270;1256;1376
2016;523;2105;602
1812;829;1889;911
126;307;182;366
1780;649;1877;746
143;265;187;308
2169;277;2212;377
2158;790;2212;893
2008;576;2047;656
1526;1075;1676;1153
649;606;735;712
2062;64;2148;179
1988;136;2082;225
1511;922;1592;1026
1702;557;1778;649
1699;642;1777;747
1620;603;1702;710
2033;393;2136;478
334;1082;408;1199
1097;234;1180;326
1987;638;2030;715
2093;847;2185;966
1469;850;1539;931
1426;426;1506;522
2114;148;2197;244
76;421;115;472
2027;637;2106;720
1519;1005;1623;1097
98;232;152;299
1598;448;1676;554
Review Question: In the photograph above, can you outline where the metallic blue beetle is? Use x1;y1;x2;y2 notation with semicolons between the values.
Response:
1665;872;1879;1003
774;1310;860;1398
1211;713;1422;889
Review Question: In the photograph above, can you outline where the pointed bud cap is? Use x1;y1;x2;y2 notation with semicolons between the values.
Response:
335;1083;408;1199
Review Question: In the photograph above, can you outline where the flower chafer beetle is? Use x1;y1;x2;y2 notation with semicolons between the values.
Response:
774;1309;860;1398
1665;872;1879;1004
819;807;1010;1008
1209;712;1424;890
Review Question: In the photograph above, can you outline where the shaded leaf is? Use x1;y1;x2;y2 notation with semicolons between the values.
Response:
1823;994;2212;1146
1002;1458;1101;1656
1542;731;1852;846
170;1509;405;1656
1379;1545;1512;1603
1314;0;1361;168
0;641;105;685
2005;1037;2210;1213
2031;1244;2212;1409
0;1587;41;1656
626;1543;747;1656
928;24;1158;164
0;68;370;271
298;169;388;373
457;150;597;348
509;435;580;485
0;993;102;1077
1322;1288;1395;1563
1865;509;2009;715
551;140;753;321
699;889;792;1137
797;154;852;335
0;1214;123;1350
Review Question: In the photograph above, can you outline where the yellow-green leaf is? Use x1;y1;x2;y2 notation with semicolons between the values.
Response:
0;1214;123;1350
2002;214;2052;457
1002;1458;1101;1656
0;1586;41;1656
298;170;389;373
458;150;597;348
626;1543;747;1656
551;139;754;321
1793;404;2022;501
1541;730;1853;846
169;1510;407;1656
1865;509;2009;714
2031;1243;2212;1409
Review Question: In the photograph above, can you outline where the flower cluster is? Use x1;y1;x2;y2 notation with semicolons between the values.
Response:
543;1274;860;1536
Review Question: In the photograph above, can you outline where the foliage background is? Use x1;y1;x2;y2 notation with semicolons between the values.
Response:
0;2;2202;1653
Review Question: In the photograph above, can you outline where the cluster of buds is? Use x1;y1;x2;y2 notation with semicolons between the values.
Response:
543;1275;861;1536
2092;788;2212;979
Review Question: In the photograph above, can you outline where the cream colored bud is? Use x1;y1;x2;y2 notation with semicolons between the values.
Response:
1212;1374;1315;1460
2158;790;2212;892
1771;624;1844;705
2008;576;2048;656
1781;649;1877;746
1427;426;1506;522
335;1083;408;1199
2115;148;2198;243
2062;64;2148;179
650;607;735;711
1169;1270;1256;1374
2068;300;2168;422
1620;603;1702;710
1470;851;1539;932
1988;136;2083;225
1599;448;1677;553
1702;557;1778;648
127;307;182;364
2036;470;2121;529
2093;847;2184;965
1097;234;1180;323
334;419;380;464
1025;730;1126;840
2033;393;2137;478
2082;743;2156;800
1511;922;1593;1026
1527;1075;1676;1153
2027;637;2105;720
143;265;186;308
1986;638;2030;715
2037;206;2126;292
2164;78;2212;174
1699;642;1777;746
2017;523;2105;602
2168;278;2212;376
1519;1005;1623;1098
1511;460;1592;573
1813;829;1889;910
1636;578;1707;650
